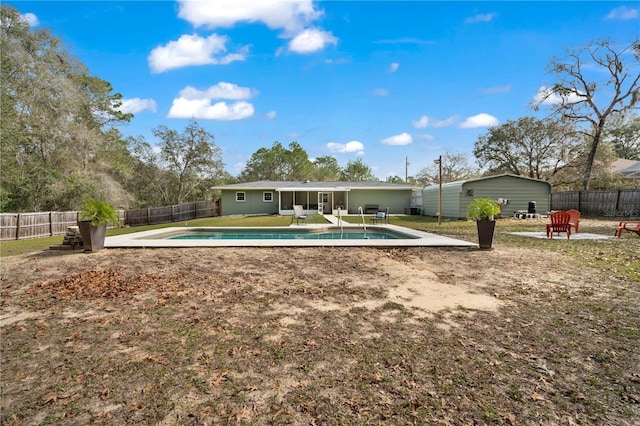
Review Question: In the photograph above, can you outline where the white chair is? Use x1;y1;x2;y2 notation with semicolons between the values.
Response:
291;205;311;225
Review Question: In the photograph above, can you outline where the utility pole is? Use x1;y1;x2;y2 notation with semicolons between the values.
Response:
405;156;409;183
434;155;442;225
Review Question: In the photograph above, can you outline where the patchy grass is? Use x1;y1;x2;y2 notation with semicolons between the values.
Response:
0;215;330;258
1;218;639;424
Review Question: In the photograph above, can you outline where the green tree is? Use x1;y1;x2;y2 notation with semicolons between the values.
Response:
386;175;405;184
0;5;132;211
312;156;342;181
415;152;479;186
547;135;620;190
126;135;171;206
286;142;315;180
473;117;578;179
152;120;224;204
341;158;376;181
605;114;640;160
534;39;640;189
240;141;313;181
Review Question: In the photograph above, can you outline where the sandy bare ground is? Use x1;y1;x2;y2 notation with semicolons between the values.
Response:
1;246;509;325
1;240;639;424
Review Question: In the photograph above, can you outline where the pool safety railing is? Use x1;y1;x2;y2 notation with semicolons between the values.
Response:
357;206;368;239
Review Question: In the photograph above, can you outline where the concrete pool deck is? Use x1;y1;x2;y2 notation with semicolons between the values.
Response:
105;222;478;248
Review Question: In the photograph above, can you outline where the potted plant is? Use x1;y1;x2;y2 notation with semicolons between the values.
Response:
467;198;501;250
77;199;119;252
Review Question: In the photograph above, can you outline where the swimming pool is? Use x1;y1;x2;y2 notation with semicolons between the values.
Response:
104;225;477;248
164;227;410;240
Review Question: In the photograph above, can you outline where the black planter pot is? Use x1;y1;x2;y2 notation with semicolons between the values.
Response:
78;220;107;252
476;220;496;250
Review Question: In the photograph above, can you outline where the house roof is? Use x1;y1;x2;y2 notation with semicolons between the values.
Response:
610;159;640;178
619;162;640;178
423;173;552;191
610;158;638;173
212;180;420;191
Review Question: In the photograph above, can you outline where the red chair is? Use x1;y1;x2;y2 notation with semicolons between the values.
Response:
546;211;572;239
567;209;581;233
614;221;640;238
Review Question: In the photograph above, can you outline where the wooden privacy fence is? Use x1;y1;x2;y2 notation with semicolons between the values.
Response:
0;211;126;241
551;189;640;219
0;201;219;241
124;201;219;226
0;211;81;241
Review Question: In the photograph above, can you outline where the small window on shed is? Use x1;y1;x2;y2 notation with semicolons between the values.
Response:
236;192;246;202
263;192;273;202
466;189;474;197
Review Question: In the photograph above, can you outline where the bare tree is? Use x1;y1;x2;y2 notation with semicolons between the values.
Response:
473;117;578;179
533;39;640;189
415;152;478;186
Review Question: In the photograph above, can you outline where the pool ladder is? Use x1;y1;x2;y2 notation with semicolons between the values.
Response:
357;206;368;239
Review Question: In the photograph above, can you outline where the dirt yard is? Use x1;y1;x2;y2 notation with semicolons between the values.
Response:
1;239;639;424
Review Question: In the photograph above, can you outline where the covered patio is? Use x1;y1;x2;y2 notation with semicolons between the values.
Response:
277;185;350;215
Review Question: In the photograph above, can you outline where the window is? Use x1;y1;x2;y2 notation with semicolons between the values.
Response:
263;192;273;202
236;192;245;202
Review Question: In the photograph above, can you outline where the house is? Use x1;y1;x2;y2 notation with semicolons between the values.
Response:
422;174;552;219
211;181;421;216
610;158;640;181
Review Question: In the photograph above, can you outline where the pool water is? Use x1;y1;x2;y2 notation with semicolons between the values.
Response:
164;227;413;240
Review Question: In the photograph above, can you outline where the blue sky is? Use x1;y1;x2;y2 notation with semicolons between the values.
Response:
12;1;640;180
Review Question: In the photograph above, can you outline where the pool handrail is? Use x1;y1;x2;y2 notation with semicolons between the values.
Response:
358;206;368;238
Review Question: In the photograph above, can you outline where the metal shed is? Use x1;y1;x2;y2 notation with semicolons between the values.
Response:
422;174;552;219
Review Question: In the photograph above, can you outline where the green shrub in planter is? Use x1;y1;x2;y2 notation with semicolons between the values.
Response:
467;198;501;250
467;198;501;221
78;199;119;252
79;199;119;227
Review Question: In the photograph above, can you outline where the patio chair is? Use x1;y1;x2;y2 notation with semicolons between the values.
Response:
370;207;389;225
567;209;581;233
291;205;311;225
614;221;640;238
546;211;571;239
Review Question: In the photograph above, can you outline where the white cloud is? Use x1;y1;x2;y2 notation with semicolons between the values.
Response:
21;13;39;27
381;132;413;146
168;82;257;120
148;34;247;73
412;115;430;129
176;0;335;55
372;88;389;96
119;98;157;114
416;133;435;141
327;141;365;155
465;13;496;23
605;6;638;20
460;113;499;128
179;82;256;100
411;115;458;128
532;86;585;106
288;28;337;54
390;62;399;72
168;99;254;120
266;110;277;119
177;0;322;33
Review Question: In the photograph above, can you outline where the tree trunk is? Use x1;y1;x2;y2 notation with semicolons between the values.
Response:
581;124;605;190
